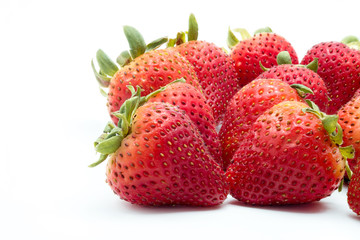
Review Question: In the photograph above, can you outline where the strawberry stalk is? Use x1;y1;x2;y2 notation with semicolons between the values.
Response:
89;78;186;167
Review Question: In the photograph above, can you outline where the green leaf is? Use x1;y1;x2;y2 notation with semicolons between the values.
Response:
341;35;359;44
175;32;186;46
123;25;146;59
329;123;343;146
322;115;339;134
88;154;109;168
91;59;111;87
276;51;292;65
95;134;123;154
233;28;252;40
305;99;321;113
188;13;198;41
167;38;176;48
254;27;273;35
99;87;107;97
227;27;239;49
290;84;314;98
116;50;132;67
339;145;355;160
96;49;119;77
306;58;319;73
146;37;168;51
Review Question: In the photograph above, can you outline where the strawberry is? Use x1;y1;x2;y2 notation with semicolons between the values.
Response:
301;42;360;114
348;165;360;215
226;101;346;205
227;27;298;87
146;81;223;168
92;26;200;125
169;14;240;124
219;78;304;170
256;51;329;112
90;84;229;206
338;95;360;172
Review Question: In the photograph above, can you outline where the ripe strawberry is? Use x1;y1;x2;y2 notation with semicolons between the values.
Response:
228;27;298;87
91;85;228;206
107;49;200;124
301;42;360;114
147;82;223;168
219;78;303;170
256;51;329;112
348;165;360;215
338;95;360;171
92;26;200;125
226;101;345;205
170;14;240;124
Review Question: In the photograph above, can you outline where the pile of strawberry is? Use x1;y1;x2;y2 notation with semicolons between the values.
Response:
90;14;360;215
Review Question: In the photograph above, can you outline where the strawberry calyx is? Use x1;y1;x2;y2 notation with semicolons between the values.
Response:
302;100;355;190
89;78;186;167
227;27;272;49
259;51;318;73
92;26;168;88
167;13;198;47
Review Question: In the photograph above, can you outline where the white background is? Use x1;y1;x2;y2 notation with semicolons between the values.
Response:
1;0;360;239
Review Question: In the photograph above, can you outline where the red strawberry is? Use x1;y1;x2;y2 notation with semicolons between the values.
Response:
91;85;228;206
92;26;200;125
226;101;345;205
170;14;240;124
338;95;360;171
228;27;298;87
301;42;360;114
256;51;329;112
107;48;200;124
147;82;223;168
353;88;360;98
348;165;360;215
219;78;303;170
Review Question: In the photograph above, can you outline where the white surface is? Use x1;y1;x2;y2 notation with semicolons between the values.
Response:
1;0;360;239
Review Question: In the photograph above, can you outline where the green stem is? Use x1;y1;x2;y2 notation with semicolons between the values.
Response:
276;51;292;65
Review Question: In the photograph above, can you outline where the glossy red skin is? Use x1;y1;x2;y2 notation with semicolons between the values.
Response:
338;95;360;171
256;65;329;112
348;166;360;215
301;42;360;114
226;101;345;205
175;41;240;124
107;48;200;125
230;33;298;87
106;102;229;206
219;79;302;170
147;82;223;168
